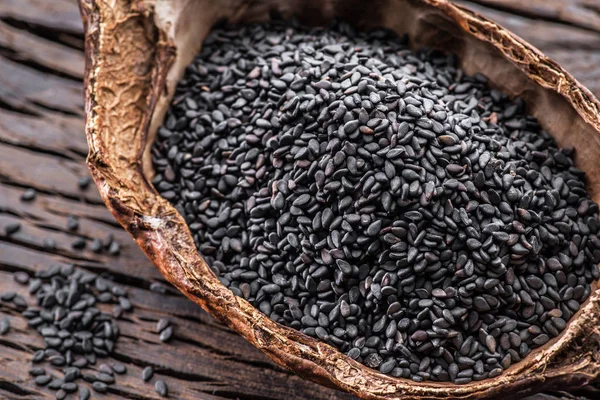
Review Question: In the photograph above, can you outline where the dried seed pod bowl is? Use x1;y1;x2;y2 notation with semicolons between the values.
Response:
79;0;600;399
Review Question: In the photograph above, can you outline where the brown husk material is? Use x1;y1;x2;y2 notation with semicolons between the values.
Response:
78;0;600;398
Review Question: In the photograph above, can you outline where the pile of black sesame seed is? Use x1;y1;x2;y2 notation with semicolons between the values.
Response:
2;181;173;397
2;264;171;398
151;21;600;383
2;265;130;399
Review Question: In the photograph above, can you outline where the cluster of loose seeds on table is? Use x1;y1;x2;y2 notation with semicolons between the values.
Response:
152;21;600;383
2;265;131;399
1;181;172;397
5;182;121;255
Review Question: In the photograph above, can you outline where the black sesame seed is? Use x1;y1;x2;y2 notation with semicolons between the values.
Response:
4;222;21;235
78;176;92;190
90;238;103;253
92;381;107;393
1;291;17;301
157;318;170;333
96;373;115;384
142;366;153;382
32;350;45;362
99;364;113;376
118;297;132;311
111;363;127;374
155;380;168;397
48;378;64;390
0;317;9;335
29;367;46;376
35;375;52;386
14;271;30;284
28;279;42;294
66;215;79;231
21;188;37;202
150;282;168;294
43;237;57;250
79;386;91;400
159;325;174;343
71;237;86;250
64;367;80;382
13;295;27;308
108;242;121;255
61;382;78;392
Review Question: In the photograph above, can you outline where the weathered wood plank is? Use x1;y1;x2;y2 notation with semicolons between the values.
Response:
461;0;600;33
0;20;84;79
541;49;600;98
0;0;83;36
0;212;143;272
461;4;600;50
0;143;101;203
0;56;82;115
458;0;600;97
0;185;115;227
0;185;178;286
0;109;87;159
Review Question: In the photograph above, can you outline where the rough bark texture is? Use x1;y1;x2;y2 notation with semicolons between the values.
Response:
1;0;600;399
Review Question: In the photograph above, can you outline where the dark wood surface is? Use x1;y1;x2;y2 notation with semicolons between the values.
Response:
0;0;599;399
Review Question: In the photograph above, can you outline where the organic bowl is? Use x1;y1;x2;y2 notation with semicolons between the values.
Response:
78;0;600;398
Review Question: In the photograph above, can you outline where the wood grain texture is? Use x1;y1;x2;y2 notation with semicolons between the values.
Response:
0;0;83;35
0;0;599;399
460;0;600;33
458;0;600;96
0;20;84;79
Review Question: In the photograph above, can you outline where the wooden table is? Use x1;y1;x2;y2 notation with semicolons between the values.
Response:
0;1;599;399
